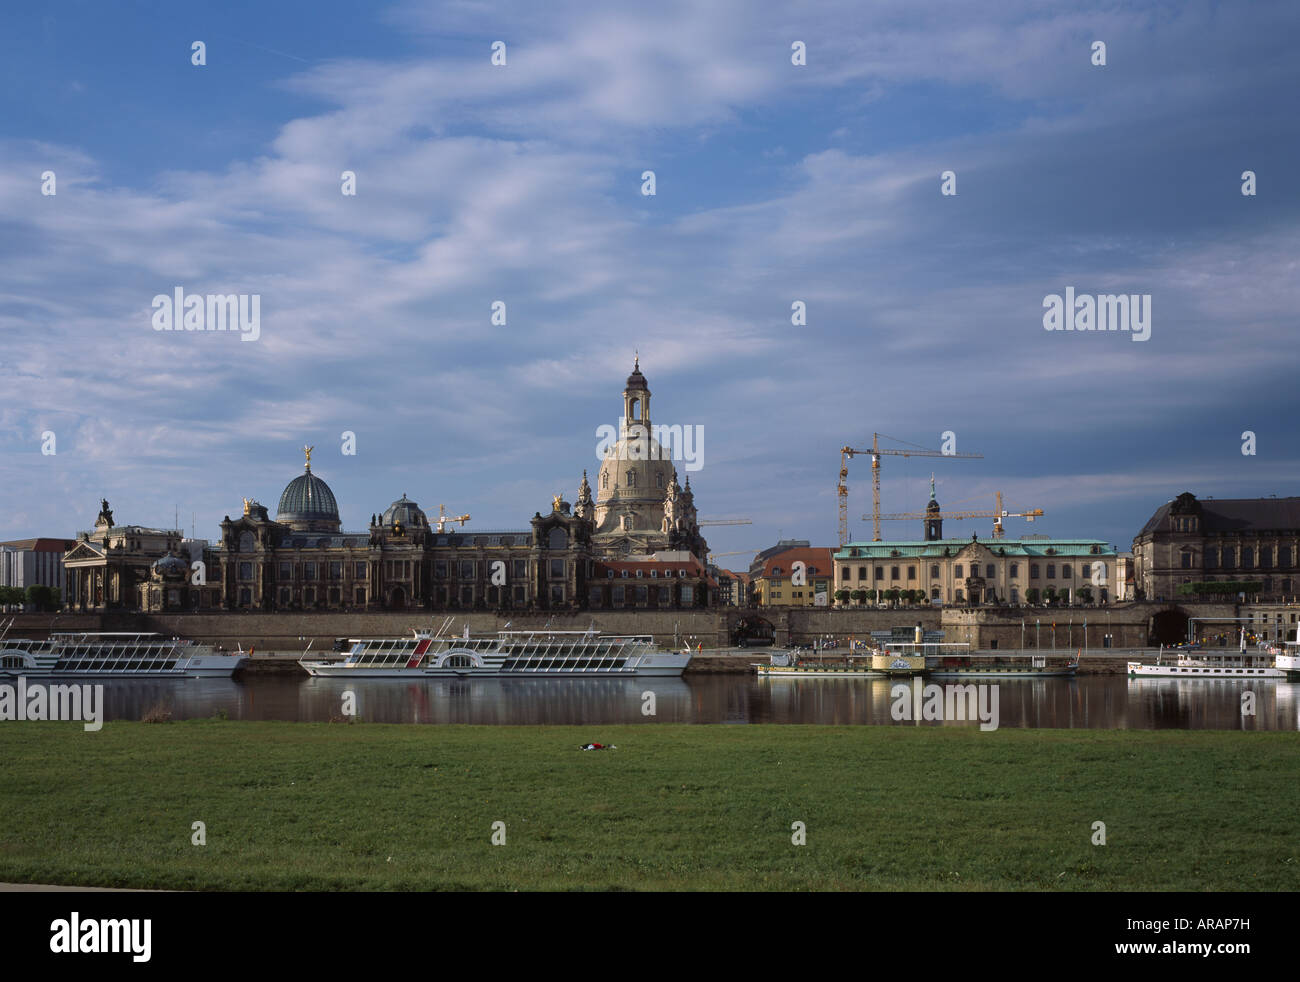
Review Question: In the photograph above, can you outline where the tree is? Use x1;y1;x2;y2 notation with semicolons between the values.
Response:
834;589;850;606
1043;586;1057;604
1078;585;1093;604
1026;587;1040;604
886;588;901;606
850;589;866;606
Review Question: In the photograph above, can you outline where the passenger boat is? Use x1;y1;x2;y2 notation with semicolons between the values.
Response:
928;650;1080;678
1277;641;1300;681
299;625;691;678
754;649;884;678
0;630;247;678
1127;641;1284;679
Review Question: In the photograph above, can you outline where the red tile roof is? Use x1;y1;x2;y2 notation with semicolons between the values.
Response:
756;548;834;579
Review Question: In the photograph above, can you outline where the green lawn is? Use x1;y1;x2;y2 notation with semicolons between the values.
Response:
0;722;1295;890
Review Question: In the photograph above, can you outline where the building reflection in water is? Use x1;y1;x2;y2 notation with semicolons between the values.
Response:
75;676;1300;730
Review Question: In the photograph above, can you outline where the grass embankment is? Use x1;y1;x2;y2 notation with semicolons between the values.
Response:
0;722;1295;890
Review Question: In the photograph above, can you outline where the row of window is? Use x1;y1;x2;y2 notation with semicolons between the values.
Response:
238;558;571;583
1198;546;1293;569
590;584;696;606
605;568;690;579
840;562;1104;582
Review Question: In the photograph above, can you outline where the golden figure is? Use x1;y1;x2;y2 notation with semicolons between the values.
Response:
303;444;314;470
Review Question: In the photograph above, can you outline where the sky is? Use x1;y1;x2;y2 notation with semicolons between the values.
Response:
2;0;1298;569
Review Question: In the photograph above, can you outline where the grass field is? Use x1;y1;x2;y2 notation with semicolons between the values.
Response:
0;721;1296;890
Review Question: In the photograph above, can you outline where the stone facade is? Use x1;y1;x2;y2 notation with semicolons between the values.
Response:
1132;491;1300;602
833;534;1117;606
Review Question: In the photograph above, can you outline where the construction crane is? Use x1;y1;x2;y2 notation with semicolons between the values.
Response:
707;550;755;563
698;519;752;527
868;488;1044;539
433;504;471;533
838;433;982;546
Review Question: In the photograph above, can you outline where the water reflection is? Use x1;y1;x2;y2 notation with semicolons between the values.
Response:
72;676;1300;730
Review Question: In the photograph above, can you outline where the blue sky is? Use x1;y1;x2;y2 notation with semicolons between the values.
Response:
2;0;1298;567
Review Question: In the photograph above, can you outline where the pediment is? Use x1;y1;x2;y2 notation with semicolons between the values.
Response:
63;542;105;563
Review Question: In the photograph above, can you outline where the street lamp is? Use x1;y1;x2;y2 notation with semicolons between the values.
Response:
1036;619;1040;649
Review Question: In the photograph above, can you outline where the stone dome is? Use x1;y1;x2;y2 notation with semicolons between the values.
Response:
277;465;341;532
597;434;676;506
382;494;426;528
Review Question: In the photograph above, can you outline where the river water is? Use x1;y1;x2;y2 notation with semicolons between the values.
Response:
82;676;1300;730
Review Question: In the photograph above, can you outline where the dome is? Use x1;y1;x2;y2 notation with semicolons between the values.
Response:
597;427;675;503
277;466;341;532
382;494;426;528
626;357;649;391
153;554;189;578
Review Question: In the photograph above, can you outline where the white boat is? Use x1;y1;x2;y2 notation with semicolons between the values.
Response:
0;631;247;678
299;627;691;678
1127;638;1284;680
1274;629;1300;681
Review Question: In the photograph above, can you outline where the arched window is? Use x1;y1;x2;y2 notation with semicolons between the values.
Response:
548;528;568;550
602;472;609;490
238;531;255;552
627;471;636;488
656;473;664;488
630;397;641;420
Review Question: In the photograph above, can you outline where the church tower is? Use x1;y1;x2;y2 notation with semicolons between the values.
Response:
924;474;943;541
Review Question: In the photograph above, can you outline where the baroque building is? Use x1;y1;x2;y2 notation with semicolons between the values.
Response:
213;449;593;612
64;499;203;611
590;358;708;561
1132;491;1300;601
63;363;720;613
833;534;1116;606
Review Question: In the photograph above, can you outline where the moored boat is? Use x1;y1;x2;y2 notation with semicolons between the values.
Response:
299;626;691;678
1127;640;1284;679
0;630;247;678
928;650;1080;678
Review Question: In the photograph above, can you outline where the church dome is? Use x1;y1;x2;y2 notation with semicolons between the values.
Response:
277;463;341;532
597;436;676;508
382;494;426;528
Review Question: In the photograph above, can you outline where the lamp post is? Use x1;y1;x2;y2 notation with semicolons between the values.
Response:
1036;619;1040;649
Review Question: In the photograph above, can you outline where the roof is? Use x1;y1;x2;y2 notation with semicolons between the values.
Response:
756;547;835;578
277;469;340;521
594;556;717;589
0;538;76;552
834;538;1115;559
1138;494;1300;537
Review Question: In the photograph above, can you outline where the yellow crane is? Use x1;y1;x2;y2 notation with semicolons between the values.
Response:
434;504;471;533
838;433;982;546
698;519;752;527
707;550;755;564
868;487;1044;539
